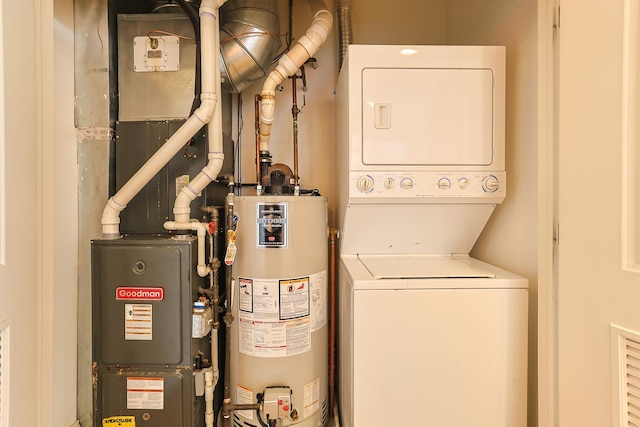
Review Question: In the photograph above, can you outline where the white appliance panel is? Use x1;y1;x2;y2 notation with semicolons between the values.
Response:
358;254;496;279
338;255;529;427
362;68;494;166
349;287;528;426
340;203;496;255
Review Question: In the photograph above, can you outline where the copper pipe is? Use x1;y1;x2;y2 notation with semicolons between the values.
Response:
254;94;262;187
329;228;338;417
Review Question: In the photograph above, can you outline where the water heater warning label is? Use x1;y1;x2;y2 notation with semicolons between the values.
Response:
237;271;327;358
256;202;287;247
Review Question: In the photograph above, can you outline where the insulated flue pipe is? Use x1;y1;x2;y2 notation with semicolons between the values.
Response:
258;0;332;154
219;0;282;93
100;0;226;239
336;0;352;70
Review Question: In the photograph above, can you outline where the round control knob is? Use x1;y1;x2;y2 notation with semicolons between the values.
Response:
400;178;414;190
356;175;375;193
482;175;500;193
437;177;451;189
384;178;395;189
458;177;470;189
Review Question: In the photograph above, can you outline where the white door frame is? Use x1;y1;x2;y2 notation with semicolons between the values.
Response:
35;0;78;425
537;0;559;426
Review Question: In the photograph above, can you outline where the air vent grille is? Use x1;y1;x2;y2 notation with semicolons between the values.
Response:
0;325;7;427
626;338;640;426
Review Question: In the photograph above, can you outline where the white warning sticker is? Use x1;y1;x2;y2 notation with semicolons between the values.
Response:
279;277;310;320
237;271;326;358
236;384;254;420
125;304;152;341
303;378;321;419
127;377;164;410
309;270;327;332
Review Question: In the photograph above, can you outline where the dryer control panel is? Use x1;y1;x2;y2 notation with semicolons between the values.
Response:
348;170;506;203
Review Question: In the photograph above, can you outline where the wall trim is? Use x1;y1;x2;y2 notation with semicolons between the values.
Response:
537;0;560;425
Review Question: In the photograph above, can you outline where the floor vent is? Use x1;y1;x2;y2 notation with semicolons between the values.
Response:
0;324;8;427
613;324;640;426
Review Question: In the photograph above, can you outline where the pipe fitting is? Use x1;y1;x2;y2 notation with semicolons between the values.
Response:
164;220;212;277
257;0;333;153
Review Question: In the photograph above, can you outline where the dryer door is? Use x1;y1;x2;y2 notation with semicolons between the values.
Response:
361;67;495;166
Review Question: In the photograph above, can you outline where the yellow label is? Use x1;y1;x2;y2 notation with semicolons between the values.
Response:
102;416;135;426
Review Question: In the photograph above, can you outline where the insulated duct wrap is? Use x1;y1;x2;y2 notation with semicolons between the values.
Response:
337;0;352;70
219;0;282;93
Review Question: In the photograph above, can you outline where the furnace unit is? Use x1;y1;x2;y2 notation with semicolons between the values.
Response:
92;236;212;426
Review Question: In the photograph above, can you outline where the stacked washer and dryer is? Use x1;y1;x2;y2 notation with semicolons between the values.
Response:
336;45;528;426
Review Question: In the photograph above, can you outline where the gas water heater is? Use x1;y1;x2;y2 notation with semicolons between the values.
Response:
227;196;329;427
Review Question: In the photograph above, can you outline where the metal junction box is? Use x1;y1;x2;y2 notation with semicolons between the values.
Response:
117;14;196;121
92;236;210;427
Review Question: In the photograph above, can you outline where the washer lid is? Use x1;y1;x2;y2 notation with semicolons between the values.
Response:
358;254;496;279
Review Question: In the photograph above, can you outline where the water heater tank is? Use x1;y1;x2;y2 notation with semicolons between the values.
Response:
229;195;329;426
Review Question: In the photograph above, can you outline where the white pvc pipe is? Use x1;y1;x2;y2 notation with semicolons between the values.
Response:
163;220;211;277
211;327;220;391
100;0;225;239
258;0;333;153
173;0;226;224
205;368;215;427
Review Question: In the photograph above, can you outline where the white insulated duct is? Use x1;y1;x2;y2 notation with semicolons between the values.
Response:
258;0;333;153
100;0;226;239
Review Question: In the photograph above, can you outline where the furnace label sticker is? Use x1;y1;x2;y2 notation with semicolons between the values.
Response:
124;304;152;341
102;416;136;426
256;202;287;248
127;377;164;410
279;277;310;320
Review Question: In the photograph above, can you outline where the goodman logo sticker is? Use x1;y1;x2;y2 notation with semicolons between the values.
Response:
116;287;164;301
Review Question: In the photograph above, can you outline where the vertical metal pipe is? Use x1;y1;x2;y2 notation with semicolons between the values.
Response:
329;228;338;417
255;94;262;189
290;72;300;191
222;189;235;427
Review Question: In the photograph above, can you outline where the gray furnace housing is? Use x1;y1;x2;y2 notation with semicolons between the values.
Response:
92;236;210;427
